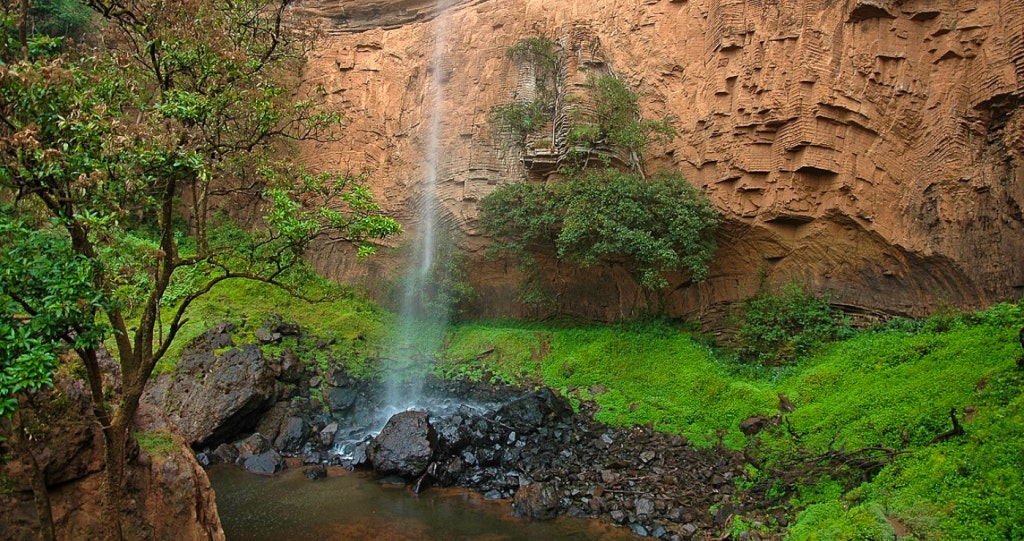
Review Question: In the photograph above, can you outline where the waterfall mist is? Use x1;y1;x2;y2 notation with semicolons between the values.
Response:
383;0;453;415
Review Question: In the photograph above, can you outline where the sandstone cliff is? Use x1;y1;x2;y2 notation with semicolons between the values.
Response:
0;375;224;541
293;0;1024;322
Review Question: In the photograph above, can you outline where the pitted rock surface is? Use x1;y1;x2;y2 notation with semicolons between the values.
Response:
290;0;1024;323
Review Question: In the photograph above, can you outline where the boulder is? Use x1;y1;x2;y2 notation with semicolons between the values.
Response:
494;388;573;435
512;483;559;520
274;416;309;453
237;433;271;459
304;465;328;480
325;385;358;413
367;411;437;478
163;330;279;447
243;450;285;476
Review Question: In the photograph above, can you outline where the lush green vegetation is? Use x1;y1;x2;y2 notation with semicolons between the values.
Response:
437;302;1024;540
0;2;400;537
566;73;676;170
149;275;390;377
479;169;719;300
489;35;560;143
732;282;851;366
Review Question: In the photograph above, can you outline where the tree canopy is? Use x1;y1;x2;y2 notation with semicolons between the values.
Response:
0;1;399;537
480;169;719;298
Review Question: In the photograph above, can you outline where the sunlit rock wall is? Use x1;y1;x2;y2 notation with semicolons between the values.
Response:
294;0;1024;322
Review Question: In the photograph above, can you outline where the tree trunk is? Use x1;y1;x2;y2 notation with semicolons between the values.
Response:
100;420;128;541
195;180;210;256
6;408;56;541
18;0;29;60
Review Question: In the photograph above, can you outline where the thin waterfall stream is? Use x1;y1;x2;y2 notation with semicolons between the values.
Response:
204;3;643;536
383;0;453;416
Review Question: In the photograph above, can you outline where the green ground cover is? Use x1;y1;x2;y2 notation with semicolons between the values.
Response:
438;304;1024;540
151;281;1023;539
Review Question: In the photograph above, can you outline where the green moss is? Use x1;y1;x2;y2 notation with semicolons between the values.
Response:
442;320;776;448
134;430;177;458
149;278;389;375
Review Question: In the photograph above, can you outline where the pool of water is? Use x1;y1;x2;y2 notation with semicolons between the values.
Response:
209;465;640;541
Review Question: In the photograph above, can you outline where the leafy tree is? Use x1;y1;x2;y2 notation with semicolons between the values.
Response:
0;1;400;539
557;170;719;290
566;73;676;174
480;169;719;308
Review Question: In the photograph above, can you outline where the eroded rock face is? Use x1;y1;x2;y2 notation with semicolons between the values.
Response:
0;376;224;541
292;0;1024;322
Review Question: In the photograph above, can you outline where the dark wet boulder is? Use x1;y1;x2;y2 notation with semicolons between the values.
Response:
494;388;573;435
278;348;305;383
211;443;239;464
243;450;285;476
161;332;279;447
512;482;560;520
326;385;359;413
304;464;328;480
255;401;295;443
432;414;472;455
237;433;271;457
367;411;437;478
274;416;309;453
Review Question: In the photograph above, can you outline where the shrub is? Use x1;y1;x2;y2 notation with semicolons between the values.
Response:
566;73;676;168
479;169;719;299
733;282;849;366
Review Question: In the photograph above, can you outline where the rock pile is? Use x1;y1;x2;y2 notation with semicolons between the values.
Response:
160;320;777;539
352;388;771;540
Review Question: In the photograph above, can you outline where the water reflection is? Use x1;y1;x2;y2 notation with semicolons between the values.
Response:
209;466;639;541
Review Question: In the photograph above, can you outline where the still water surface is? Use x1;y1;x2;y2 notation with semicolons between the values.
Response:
210;465;640;541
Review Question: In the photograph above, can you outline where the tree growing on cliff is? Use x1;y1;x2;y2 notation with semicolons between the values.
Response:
0;1;399;539
479;169;719;310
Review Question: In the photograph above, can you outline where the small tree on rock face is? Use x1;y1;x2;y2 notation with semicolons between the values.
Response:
0;2;400;539
479;169;719;310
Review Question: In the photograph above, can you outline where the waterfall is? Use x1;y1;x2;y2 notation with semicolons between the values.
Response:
383;0;453;415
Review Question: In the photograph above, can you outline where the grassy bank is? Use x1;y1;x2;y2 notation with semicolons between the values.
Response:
143;278;391;375
148;278;1022;539
438;305;1024;540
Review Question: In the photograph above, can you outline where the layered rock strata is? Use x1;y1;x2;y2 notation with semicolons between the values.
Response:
294;0;1024;321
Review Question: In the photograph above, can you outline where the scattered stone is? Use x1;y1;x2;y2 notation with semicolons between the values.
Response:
304;465;327;480
512;483;559;520
255;327;282;343
630;523;649;536
243;450;285;476
635;497;655;517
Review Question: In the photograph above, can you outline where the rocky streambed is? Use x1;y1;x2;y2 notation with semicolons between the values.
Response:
146;320;779;540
